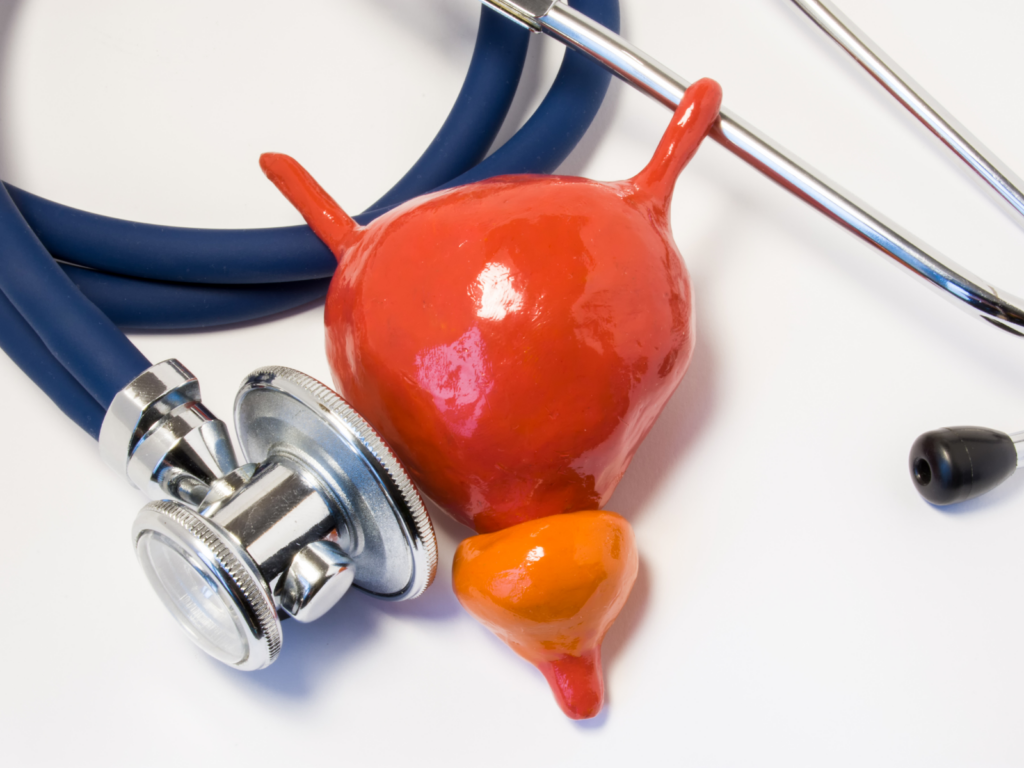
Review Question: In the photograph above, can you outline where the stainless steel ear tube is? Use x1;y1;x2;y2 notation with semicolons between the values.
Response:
788;0;1024;227
102;360;437;670
483;0;1024;335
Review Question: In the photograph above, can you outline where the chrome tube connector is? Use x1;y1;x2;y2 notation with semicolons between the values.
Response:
483;0;556;31
99;360;239;507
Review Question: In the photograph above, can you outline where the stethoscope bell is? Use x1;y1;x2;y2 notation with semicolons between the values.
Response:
104;362;436;670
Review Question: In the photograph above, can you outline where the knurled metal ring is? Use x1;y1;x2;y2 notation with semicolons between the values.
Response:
132;499;283;670
235;366;437;600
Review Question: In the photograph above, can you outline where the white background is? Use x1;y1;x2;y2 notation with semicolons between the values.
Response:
2;0;1024;765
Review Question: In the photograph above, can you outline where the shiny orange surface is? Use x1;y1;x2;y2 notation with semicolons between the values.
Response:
452;511;638;720
261;78;723;533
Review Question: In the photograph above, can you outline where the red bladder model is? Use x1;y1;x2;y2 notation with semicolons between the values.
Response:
261;77;723;719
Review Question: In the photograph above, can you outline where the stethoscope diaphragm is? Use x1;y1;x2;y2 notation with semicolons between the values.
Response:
127;363;437;669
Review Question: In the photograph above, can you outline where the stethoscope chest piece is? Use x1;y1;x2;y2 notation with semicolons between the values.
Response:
126;362;437;670
232;366;438;601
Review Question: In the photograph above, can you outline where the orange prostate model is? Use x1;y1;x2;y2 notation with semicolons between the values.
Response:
261;78;722;719
453;511;638;720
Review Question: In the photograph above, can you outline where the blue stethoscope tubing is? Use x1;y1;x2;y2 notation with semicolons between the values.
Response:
0;0;620;440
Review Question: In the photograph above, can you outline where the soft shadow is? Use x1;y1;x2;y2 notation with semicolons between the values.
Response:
585;212;735;676
213;500;469;699
573;706;609;730
387;497;469;622
606;314;718;522
489;34;546;152
426;494;476;543
599;555;650;687
0;0;23;176
556;3;635;179
124;295;326;337
223;578;463;699
602;188;741;521
558;77;625;177
214;588;385;699
359;0;477;56
385;574;464;621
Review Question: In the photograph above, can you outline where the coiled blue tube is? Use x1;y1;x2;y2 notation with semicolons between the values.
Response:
0;0;620;437
0;182;151;409
430;0;619;189
53;0;620;332
365;0;620;209
0;5;531;434
365;6;533;212
0;289;105;438
7;6;531;286
63;264;331;330
6;0;618;290
6;187;332;283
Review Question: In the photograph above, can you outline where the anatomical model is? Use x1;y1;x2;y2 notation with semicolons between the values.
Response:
261;77;723;718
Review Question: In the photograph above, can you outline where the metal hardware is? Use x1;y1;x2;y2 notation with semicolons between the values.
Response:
235;366;437;601
484;0;556;30
789;0;1024;227
204;457;342;587
126;364;437;669
100;360;239;507
480;0;1024;335
275;540;356;623
198;464;257;517
133;499;282;671
99;359;198;472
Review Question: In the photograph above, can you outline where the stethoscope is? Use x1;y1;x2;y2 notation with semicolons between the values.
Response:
0;0;621;670
1;0;1021;670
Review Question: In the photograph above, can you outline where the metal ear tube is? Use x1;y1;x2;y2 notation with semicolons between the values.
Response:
484;0;1024;508
483;0;1024;334
101;360;437;670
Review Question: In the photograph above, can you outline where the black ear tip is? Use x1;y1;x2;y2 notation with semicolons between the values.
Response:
909;427;1017;505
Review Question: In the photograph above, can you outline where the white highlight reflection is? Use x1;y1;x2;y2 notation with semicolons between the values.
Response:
470;262;524;321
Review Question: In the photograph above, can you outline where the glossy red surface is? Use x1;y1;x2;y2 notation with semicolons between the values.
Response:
452;511;639;720
261;77;722;533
